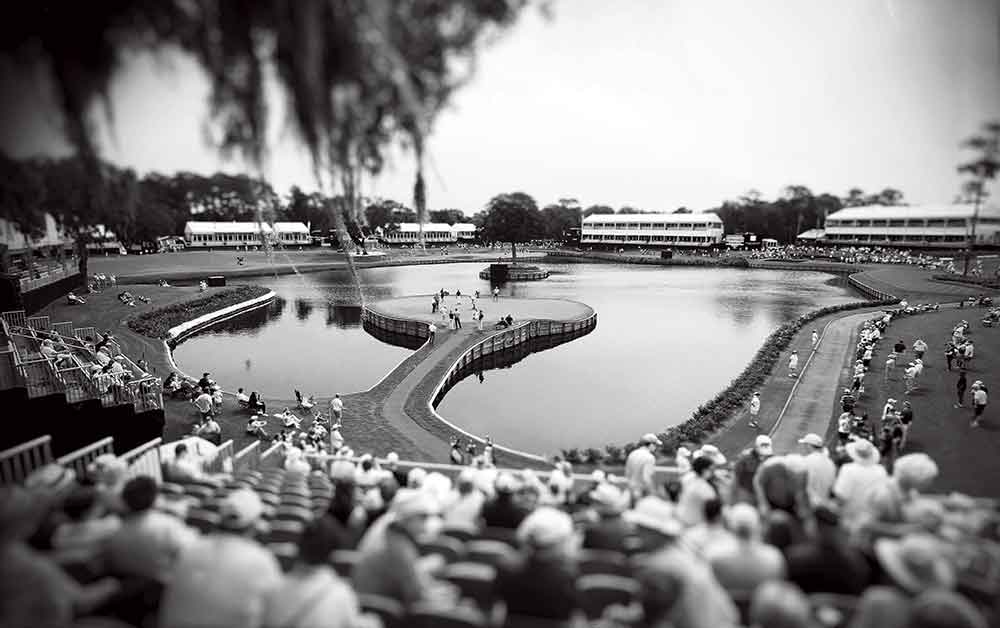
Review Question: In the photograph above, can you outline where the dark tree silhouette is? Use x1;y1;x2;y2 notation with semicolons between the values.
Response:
481;192;544;263
958;120;1000;275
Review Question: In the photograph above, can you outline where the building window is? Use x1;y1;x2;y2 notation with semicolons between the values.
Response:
856;220;871;227
871;220;887;227
946;219;966;228
888;220;905;227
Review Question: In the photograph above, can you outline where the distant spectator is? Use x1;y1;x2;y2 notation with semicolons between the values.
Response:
833;439;888;525
624;433;662;497
105;476;198;583
731;435;772;505
481;473;527;529
676;455;718;527
798;433;836;506
159;489;283;628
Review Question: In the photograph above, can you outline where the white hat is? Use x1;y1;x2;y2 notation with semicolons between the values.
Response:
754;435;773;454
516;506;575;548
797;433;824;448
695;444;726;466
590;469;607;483
624;496;682;537
219;489;263;530
893;453;939;487
385;452;399;464
494;472;520;493
640;433;663;447
589;483;630;515
391;489;438;520
726;502;761;536
406;467;428;488
874;534;955;594
845;438;880;465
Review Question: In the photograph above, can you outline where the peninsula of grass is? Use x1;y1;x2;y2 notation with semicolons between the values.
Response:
127;284;271;339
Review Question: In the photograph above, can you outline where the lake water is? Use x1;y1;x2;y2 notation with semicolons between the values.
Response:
171;262;858;454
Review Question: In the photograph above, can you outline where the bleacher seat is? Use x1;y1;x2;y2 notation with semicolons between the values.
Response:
441;561;497;610
358;593;405;628
274;504;312;523
330;549;360;578
279;494;313;511
577;549;630;577
185;508;220;534
575;574;640;619
408;604;487;628
420;535;466;563
466;540;517;570
266;519;305;545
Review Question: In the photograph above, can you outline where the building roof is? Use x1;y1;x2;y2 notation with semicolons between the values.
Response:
184;221;310;234
395;223;466;233
826;204;1000;221
452;223;478;232
796;228;826;240
582;212;722;224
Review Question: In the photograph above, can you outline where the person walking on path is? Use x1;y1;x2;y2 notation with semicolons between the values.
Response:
884;352;897;384
427;322;436;346
748;392;761;429
893;339;906;355
903;362;916;395
811;329;819;350
963;341;975;370
955;370;968;408
492;287;500;302
330;394;343;422
453;307;462;329
898;401;914;450
945;343;957;371
913;338;927;360
477;309;485;331
788;350;799;378
972;382;988;428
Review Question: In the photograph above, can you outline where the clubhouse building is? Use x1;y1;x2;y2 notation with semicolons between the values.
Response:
819;204;1000;248
183;221;311;248
377;223;478;245
580;213;725;248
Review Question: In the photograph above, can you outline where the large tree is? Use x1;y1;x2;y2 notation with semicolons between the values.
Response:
481;192;544;263
540;204;581;240
957;120;1000;274
583;205;614;218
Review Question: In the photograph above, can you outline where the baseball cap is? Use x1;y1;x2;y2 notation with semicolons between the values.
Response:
385;452;399;464
797;433;824;448
516;506;574;548
640;433;663;446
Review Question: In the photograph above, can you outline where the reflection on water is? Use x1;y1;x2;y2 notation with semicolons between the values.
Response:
172;262;859;452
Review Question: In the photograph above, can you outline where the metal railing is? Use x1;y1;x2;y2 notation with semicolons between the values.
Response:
204;440;234;474
848;272;898;301
129;377;163;413
258;442;284;470
0;435;53;485
74;327;97;342
1;310;27;330
58;364;99;404
17;264;78;292
52;322;75;338
17;358;64;398
233;441;261;473
0;349;19;392
56;437;114;478
121;438;163;483
25;315;51;332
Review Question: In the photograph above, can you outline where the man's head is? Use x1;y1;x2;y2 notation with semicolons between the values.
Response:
391;489;438;541
754;435;773;458
384;451;399;470
640;433;662;451
893;453;939;492
797;433;824;453
218;489;263;534
122;476;158;514
691;455;714;478
175;443;188;458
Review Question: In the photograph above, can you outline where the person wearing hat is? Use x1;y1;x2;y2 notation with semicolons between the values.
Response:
833;438;888;524
497;507;579;621
797;433;835;507
875;533;955;596
353;489;447;610
811;329;819;349
897;401;914;450
0;486;123;628
706;503;786;599
971;379;988;428
625;433;662;497
481;473;527;529
159;489;282;628
785;503;871;595
380;452;408;489
731;435;772;506
788;350;799;378
582;482;632;550
748;391;762;429
628;496;739;628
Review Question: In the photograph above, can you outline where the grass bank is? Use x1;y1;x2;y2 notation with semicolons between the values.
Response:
127;285;270;339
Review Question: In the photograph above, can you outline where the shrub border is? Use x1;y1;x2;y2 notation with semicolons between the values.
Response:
560;296;899;465
127;285;272;339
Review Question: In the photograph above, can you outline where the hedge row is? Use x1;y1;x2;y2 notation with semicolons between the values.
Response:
127;285;271;339
560;296;899;466
547;251;752;268
931;274;1000;289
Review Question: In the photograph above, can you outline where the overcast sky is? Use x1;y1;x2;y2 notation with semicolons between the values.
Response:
3;0;999;214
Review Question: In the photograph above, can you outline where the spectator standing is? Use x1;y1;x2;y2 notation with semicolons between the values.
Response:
748;392;761;429
811;329;819;350
898;401;914;450
833;439;888;526
624;433;662;497
677;456;719;527
705;503;786;601
330;394;343;421
159;489;283;628
912;339;927;360
427;322;436;346
893;339;906;355
797;433;836;506
731;435;772;505
963;340;975;370
788;350;799;378
193;389;214;421
956;370;968;408
972;382;988;428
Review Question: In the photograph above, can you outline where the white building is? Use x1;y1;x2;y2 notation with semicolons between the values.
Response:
377;223;477;245
822;204;1000;248
581;213;725;248
183;221;311;248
